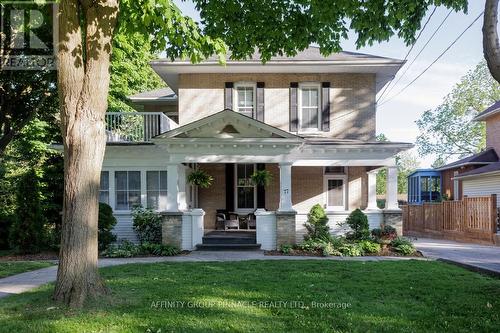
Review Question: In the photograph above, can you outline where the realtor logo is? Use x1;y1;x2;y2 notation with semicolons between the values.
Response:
0;1;58;70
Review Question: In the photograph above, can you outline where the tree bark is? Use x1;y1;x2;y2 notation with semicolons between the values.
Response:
53;0;119;307
483;0;500;83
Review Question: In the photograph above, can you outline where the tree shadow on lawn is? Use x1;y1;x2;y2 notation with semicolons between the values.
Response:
0;260;498;332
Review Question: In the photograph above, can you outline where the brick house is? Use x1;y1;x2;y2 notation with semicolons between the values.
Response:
100;47;413;250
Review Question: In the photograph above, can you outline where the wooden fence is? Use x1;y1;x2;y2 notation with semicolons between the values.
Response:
402;195;498;245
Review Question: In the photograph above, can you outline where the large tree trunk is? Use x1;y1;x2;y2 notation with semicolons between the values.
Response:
53;0;118;307
483;0;500;83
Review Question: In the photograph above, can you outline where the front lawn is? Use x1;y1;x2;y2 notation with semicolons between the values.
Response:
0;260;498;332
0;261;54;279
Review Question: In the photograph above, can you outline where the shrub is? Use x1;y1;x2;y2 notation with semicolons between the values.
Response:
339;243;363;256
345;209;370;240
101;240;180;258
279;244;293;255
391;236;413;248
395;244;415;255
304;204;331;241
98;203;117;251
132;206;162;244
371;225;397;241
297;239;341;257
9;169;48;253
359;240;381;254
140;242;180;256
101;240;141;258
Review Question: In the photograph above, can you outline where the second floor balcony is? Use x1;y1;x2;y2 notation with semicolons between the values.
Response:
105;112;178;143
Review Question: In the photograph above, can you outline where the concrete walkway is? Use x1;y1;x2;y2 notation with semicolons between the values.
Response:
413;238;500;276
0;252;423;299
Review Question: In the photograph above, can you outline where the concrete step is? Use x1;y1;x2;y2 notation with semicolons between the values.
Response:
196;243;262;251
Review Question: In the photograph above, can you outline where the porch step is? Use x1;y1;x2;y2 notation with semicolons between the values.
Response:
202;236;257;245
196;243;262;251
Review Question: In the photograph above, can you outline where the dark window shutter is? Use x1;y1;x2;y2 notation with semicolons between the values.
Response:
224;82;233;110
225;164;235;211
321;82;330;131
290;82;298;132
256;82;265;121
256;163;266;208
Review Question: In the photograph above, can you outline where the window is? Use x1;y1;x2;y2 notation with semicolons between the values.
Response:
235;164;256;210
147;171;168;210
324;176;347;210
234;83;256;117
99;171;110;204
299;83;321;131
115;171;141;210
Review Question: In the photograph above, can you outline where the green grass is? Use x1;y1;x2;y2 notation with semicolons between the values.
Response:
0;261;54;278
0;260;498;332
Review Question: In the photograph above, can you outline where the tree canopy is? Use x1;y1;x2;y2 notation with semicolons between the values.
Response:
416;61;500;165
193;0;468;61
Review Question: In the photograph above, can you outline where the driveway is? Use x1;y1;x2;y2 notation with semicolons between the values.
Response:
413;238;500;276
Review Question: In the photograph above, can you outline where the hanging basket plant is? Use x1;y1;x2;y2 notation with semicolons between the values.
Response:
251;170;273;187
187;169;214;188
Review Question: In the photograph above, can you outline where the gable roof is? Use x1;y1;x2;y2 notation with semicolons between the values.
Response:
154;109;302;141
151;46;404;93
128;87;177;103
474;100;500;121
435;148;499;171
453;161;500;179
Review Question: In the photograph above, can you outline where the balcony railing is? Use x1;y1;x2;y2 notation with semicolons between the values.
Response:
105;112;178;143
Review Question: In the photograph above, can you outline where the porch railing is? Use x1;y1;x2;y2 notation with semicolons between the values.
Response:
105;112;178;143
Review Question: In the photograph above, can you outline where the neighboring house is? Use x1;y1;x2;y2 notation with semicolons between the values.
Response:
101;47;413;250
453;101;500;209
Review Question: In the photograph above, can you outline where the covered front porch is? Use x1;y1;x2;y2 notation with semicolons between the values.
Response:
154;110;411;250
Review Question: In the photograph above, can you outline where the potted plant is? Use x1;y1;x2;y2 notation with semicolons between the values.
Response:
250;169;272;187
187;169;214;188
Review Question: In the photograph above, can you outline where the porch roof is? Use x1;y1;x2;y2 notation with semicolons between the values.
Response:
151;109;412;166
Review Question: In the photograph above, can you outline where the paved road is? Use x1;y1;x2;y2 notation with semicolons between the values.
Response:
413;238;500;275
0;252;422;299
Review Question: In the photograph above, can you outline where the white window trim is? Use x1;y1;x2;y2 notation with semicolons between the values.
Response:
234;163;257;213
323;174;348;211
298;82;321;133
233;82;257;117
146;170;168;211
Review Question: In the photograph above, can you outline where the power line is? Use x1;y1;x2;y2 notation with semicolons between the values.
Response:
378;10;484;108
376;7;437;103
378;9;453;104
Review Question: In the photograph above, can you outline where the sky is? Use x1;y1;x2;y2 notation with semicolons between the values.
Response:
174;1;489;167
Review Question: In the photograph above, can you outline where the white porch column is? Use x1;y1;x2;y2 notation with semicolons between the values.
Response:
278;162;294;212
167;163;180;211
367;170;379;210
178;164;188;211
385;166;399;210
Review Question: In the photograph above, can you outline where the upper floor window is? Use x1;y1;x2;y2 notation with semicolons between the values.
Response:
234;82;256;118
299;83;321;131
